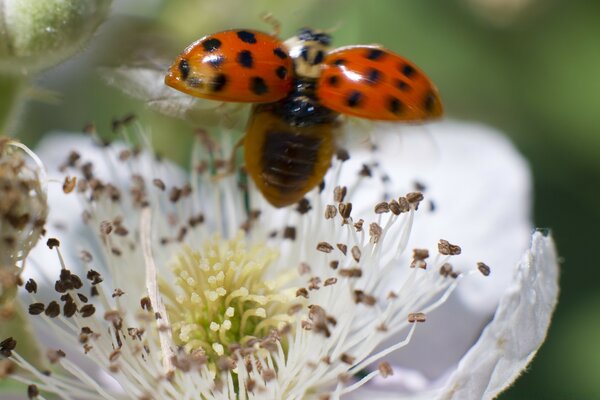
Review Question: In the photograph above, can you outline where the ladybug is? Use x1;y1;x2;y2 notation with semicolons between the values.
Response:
165;28;443;208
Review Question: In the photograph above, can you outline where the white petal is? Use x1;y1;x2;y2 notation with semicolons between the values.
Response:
337;120;533;379
431;231;559;399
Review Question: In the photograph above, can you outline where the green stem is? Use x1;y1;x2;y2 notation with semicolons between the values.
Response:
0;74;27;136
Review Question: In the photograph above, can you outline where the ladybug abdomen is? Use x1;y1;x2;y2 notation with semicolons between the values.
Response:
261;130;322;191
244;102;336;208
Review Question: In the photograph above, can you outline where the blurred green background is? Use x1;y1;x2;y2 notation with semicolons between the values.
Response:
3;0;599;398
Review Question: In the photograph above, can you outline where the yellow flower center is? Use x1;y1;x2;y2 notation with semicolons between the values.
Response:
164;232;297;365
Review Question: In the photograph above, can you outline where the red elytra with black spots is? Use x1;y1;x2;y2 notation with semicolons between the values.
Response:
165;30;294;103
165;29;442;120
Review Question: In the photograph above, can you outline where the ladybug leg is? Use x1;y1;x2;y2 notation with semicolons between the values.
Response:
226;135;245;173
261;12;281;37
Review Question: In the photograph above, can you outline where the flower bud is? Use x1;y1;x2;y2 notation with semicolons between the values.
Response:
0;137;47;298
0;0;112;74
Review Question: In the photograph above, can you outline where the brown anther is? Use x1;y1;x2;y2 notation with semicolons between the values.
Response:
152;179;166;191
440;263;453;277
411;249;429;269
114;225;129;236
353;290;376;306
283;226;296;240
324;277;337;286
351;246;361;262
27;384;39;399
337;243;347;255
86;270;103;285
46;238;60;249
338;202;352;219
369;222;382;244
376;322;388;332
262;369;276;381
397;197;410;212
378;362;393;378
438;239;462;256
188;214;205;227
336;148;350;161
340;353;355;365
295;288;309;298
406;191;424;209
374;202;390;214
46;349;66;364
0;337;17;357
169;187;182;203
316;242;334;253
333;186;347;203
64;301;77;318
301;320;312;330
408;312;426;323
339;268;362;278
62;176;77;193
25;279;37;293
80;304;96;317
477;262;491;276
118;149;131;161
389;199;402;215
308;277;321;290
324;204;337;219
45;301;60;318
354;219;364;232
329;260;339;270
180;183;192;197
112;288;125;298
28;303;45;315
77;293;88;302
100;220;113;235
359;164;372;177
140;296;152;311
296;198;312;214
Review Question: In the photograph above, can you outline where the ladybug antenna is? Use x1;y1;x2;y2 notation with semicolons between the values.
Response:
261;12;281;37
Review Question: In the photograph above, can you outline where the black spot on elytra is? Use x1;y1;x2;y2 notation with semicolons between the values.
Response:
396;79;411;91
178;59;189;80
327;75;340;87
237;30;257;44
250;77;268;95
211;73;227;92
208;55;224;68
275;66;288;80
237;50;253;68
365;48;385;61
312;50;325;65
274;47;288;59
332;58;346;66
401;64;417;79
202;38;222;52
365;68;382;85
424;92;436;113
346;90;363;107
388;97;403;114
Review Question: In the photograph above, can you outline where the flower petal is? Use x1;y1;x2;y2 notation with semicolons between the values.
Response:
431;231;559;399
336;121;534;379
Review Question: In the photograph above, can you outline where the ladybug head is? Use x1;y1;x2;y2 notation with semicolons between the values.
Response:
284;28;332;79
297;28;331;46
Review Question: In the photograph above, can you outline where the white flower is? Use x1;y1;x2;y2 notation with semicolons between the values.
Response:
0;120;558;400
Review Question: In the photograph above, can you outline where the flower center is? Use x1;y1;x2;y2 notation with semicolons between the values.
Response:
164;232;296;365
